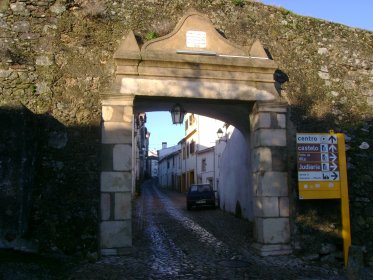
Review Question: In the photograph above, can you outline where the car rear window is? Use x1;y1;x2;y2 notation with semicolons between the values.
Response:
190;185;211;193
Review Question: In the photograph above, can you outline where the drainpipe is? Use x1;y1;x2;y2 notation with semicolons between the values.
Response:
131;115;136;195
213;143;216;190
195;143;198;183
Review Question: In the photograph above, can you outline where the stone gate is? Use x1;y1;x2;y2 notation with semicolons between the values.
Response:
100;11;290;256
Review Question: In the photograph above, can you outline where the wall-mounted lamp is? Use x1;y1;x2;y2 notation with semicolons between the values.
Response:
170;103;186;124
216;128;227;142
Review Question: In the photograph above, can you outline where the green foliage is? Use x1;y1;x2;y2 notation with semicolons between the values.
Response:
232;0;244;7
145;31;157;40
31;84;37;94
0;0;9;12
278;6;293;16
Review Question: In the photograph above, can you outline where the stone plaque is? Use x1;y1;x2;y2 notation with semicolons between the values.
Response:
186;31;206;48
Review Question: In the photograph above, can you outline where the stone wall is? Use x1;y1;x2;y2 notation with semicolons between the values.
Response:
0;103;37;251
0;0;372;264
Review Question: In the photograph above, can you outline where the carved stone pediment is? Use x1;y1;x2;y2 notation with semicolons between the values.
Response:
112;11;279;100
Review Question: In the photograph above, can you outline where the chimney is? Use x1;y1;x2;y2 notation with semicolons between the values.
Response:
162;142;167;149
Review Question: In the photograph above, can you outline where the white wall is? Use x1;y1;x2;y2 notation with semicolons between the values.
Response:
158;150;181;189
196;148;215;185
198;115;225;149
218;128;253;220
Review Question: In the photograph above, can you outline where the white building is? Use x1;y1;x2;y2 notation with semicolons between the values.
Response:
196;146;215;185
147;149;159;178
215;125;254;220
157;113;224;192
157;113;253;220
158;143;181;190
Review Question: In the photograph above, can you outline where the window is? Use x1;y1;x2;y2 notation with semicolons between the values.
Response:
185;119;188;130
201;158;207;172
183;146;186;159
189;114;195;126
207;177;213;187
187;143;190;157
190;141;195;154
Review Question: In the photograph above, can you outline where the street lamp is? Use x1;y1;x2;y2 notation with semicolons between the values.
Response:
216;128;227;142
170;103;186;124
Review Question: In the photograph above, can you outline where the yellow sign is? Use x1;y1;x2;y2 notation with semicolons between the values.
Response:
296;131;351;266
296;132;340;199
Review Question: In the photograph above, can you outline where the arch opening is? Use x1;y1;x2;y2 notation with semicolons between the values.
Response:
100;11;290;257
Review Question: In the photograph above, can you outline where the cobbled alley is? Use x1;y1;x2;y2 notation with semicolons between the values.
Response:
71;179;345;280
3;179;373;279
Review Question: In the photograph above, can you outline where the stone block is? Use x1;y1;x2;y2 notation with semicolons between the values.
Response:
252;147;272;172
119;77;275;101
252;172;259;196
252;243;292;256
101;144;113;171
279;197;289;217
255;101;288;113
117;247;133;255
114;192;131;220
101;96;134;106
255;217;290;244
101;171;131;192
271;147;287;171
101;247;132;256
101;193;111;221
102;122;132;144
277;114;286;129
255;172;288;196
113;144;132;171
254;129;286;147
36;56;53;66
102;105;133;122
123;106;133;123
100;248;117;256
102;106;117;121
100;220;132;248
254;197;279;217
252;113;271;130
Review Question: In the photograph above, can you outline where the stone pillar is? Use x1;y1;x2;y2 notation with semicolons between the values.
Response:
100;96;134;256
250;100;292;256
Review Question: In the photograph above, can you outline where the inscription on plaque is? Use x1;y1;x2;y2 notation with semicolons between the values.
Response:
186;31;207;48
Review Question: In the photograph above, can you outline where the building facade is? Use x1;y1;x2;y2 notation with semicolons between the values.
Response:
157;113;254;220
158;113;226;192
134;113;150;185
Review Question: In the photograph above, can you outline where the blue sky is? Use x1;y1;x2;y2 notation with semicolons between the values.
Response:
261;0;373;31
146;111;185;151
146;1;372;151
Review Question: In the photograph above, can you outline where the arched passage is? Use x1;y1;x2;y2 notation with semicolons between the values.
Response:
100;11;290;257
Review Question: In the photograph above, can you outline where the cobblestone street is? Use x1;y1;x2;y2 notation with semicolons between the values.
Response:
69;179;346;280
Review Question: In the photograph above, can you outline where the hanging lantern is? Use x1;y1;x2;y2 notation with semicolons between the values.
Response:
170;103;186;124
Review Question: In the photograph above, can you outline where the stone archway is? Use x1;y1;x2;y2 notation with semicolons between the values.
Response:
100;11;290;257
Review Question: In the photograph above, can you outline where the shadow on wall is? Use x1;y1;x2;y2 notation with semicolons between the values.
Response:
287;83;373;264
0;103;100;256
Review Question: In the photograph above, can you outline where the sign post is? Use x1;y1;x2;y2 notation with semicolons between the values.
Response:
296;131;351;266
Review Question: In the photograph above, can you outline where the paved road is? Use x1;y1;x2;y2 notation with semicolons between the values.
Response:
71;179;344;279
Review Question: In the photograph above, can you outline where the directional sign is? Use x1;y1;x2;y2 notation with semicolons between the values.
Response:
296;133;342;200
329;153;338;162
296;132;351;268
296;133;340;183
298;171;340;181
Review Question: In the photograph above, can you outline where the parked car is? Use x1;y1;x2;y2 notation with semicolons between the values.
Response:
186;184;216;210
